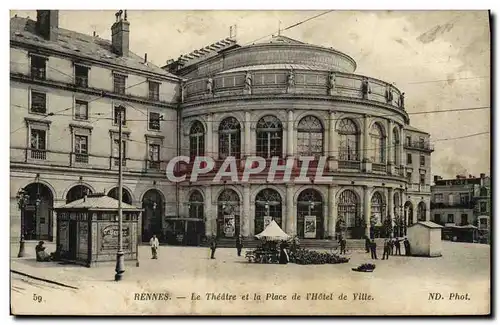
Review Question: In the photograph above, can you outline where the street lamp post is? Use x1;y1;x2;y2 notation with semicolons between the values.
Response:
115;105;125;281
16;189;29;258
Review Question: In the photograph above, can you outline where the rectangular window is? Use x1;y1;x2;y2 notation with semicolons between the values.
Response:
30;55;46;80
113;139;126;166
149;112;161;130
406;172;412;183
74;135;89;163
419;137;425;149
148;144;160;169
31;91;47;113
406;153;412;164
434;193;443;202
480;202;487;212
113;74;126;94
148;81;160;101
448;194;454;205
406;136;411;146
113;106;126;125
460;214;468;225
75;65;89;87
434;214;441;223
75;100;88;120
30;129;46;160
459;193;469;205
420;155;425;166
419;173;425;185
447;214;454;223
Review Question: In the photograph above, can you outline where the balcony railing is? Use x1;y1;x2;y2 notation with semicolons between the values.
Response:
113;157;127;167
75;153;89;164
372;163;387;173
148;160;160;170
338;160;361;170
404;142;435;152
31;67;46;80
30;149;46;160
407;183;430;192
75;76;88;88
430;202;474;209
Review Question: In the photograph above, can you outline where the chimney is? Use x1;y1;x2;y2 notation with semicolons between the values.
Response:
433;175;440;184
36;10;59;41
144;53;148;63
480;173;485;179
111;10;130;56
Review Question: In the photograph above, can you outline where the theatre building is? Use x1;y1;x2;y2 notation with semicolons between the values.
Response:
165;33;433;240
10;10;433;246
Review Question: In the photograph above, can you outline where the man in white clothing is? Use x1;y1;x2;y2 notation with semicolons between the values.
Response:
150;234;159;259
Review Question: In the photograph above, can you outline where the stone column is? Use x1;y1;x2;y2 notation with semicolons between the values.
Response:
244;111;251;157
400;126;405;170
242;184;250;237
204;185;213;237
328;111;338;171
387;120;394;174
362;115;372;172
387;187;394;237
364;186;372;238
206;114;213;157
286;184;295;235
328;184;337;239
287;109;294;157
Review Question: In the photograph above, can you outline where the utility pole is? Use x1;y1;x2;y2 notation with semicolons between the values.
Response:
115;105;125;281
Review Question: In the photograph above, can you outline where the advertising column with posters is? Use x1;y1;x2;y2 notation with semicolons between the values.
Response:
304;215;317;238
224;215;235;237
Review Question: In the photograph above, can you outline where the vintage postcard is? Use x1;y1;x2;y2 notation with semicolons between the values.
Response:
9;9;491;316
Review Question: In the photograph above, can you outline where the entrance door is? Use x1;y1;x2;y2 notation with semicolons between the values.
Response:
68;221;77;259
23;208;36;240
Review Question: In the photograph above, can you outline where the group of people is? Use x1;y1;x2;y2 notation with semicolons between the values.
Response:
364;236;411;260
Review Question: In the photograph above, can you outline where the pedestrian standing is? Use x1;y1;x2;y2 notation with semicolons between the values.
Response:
149;234;159;259
370;239;378;259
236;235;243;256
394;237;402;255
364;235;371;253
404;237;411;256
339;236;347;255
389;238;394;255
210;236;217;259
382;238;390;260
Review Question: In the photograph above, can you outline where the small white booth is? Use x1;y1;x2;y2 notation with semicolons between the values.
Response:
407;221;443;257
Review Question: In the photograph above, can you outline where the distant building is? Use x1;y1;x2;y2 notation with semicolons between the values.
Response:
430;174;491;243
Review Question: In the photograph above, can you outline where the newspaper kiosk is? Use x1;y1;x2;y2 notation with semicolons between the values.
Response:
54;193;142;267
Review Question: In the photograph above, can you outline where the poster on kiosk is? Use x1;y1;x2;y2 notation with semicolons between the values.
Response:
263;216;273;229
223;215;235;237
304;216;317;238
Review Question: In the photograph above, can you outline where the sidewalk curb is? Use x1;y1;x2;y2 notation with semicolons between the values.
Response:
11;269;79;290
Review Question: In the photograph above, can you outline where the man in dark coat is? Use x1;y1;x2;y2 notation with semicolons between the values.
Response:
210;237;217;259
382;239;390;260
236;235;243;256
364;235;371;253
404;238;411;256
370;239;378;259
279;241;289;264
394;238;402;255
338;236;347;255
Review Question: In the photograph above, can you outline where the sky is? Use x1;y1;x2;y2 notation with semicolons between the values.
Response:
10;10;491;179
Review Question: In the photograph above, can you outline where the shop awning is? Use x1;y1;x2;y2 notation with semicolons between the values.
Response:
255;220;291;241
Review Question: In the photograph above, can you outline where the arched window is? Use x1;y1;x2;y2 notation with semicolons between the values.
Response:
297;116;324;156
404;201;414;227
370;123;385;163
480;187;488;197
256;115;283;159
108;187;132;204
392;127;399;164
188;190;204;220
393;192;401;218
370;192;384;225
337;190;358;228
189;121;205;158
66;185;93;203
417;201;426;221
338;119;359;161
218;117;241;159
297;188;324;239
255;188;282;233
218;189;241;238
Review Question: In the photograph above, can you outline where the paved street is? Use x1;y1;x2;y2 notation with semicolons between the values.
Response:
11;241;490;315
